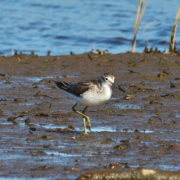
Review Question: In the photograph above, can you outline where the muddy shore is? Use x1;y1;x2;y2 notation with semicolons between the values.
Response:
0;52;180;179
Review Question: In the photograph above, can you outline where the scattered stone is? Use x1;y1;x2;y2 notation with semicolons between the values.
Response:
114;140;130;150
0;108;3;115
148;116;161;125
41;135;53;140
134;129;140;133
25;119;31;125
136;136;143;141
29;127;36;131
128;69;138;73
35;113;49;117
107;162;122;169
102;138;113;144
124;94;133;100
72;167;79;171
170;81;176;88
66;125;75;131
13;98;22;103
0;73;5;76
157;72;166;80
7;116;16;122
33;165;51;171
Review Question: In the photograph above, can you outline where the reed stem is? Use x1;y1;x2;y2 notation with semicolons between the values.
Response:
132;0;149;53
169;5;180;52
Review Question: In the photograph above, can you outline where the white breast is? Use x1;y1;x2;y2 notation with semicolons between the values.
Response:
79;83;112;106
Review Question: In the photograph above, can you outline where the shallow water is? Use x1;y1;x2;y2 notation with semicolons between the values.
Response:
115;103;142;110
0;0;180;56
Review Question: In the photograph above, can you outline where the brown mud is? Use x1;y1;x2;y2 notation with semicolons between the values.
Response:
0;53;180;179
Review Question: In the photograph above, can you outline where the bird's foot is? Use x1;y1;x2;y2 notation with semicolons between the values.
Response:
84;130;88;135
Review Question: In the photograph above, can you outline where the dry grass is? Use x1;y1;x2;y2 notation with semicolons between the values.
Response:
132;0;149;53
169;5;180;52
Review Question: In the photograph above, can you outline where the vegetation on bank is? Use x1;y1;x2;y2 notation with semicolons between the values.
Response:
132;1;180;53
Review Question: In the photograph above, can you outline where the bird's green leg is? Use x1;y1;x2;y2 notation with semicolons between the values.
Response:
82;117;88;135
72;103;89;135
82;106;91;131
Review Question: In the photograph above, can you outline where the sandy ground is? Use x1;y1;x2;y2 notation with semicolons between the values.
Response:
0;52;180;179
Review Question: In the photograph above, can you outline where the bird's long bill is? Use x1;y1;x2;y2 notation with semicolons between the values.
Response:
114;83;126;93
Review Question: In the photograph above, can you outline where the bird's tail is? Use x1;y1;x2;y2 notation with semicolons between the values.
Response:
55;81;71;91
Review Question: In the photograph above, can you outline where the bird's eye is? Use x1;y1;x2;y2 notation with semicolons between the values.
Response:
105;78;108;80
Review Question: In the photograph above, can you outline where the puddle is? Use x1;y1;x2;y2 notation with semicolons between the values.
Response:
19;102;35;106
0;74;80;90
35;124;67;129
45;151;82;157
26;76;55;83
0;153;29;160
115;103;142;110
35;123;155;134
118;129;154;134
0;122;13;126
92;126;117;132
26;77;45;83
45;149;97;158
91;127;154;133
25;74;79;83
176;114;180;118
16;117;29;126
0;81;14;89
158;164;180;171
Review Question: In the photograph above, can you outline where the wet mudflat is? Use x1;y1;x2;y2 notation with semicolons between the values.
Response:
0;53;180;179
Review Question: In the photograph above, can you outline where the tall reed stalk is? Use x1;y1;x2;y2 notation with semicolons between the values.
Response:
132;0;149;53
169;5;180;52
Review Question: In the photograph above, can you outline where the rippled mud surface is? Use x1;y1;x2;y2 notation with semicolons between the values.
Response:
0;53;180;179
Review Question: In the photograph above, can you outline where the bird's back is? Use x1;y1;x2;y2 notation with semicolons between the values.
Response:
55;81;90;97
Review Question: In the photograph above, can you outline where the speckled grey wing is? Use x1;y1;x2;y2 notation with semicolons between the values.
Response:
55;81;91;97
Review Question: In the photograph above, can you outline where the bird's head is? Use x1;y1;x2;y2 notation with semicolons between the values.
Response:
102;73;115;86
